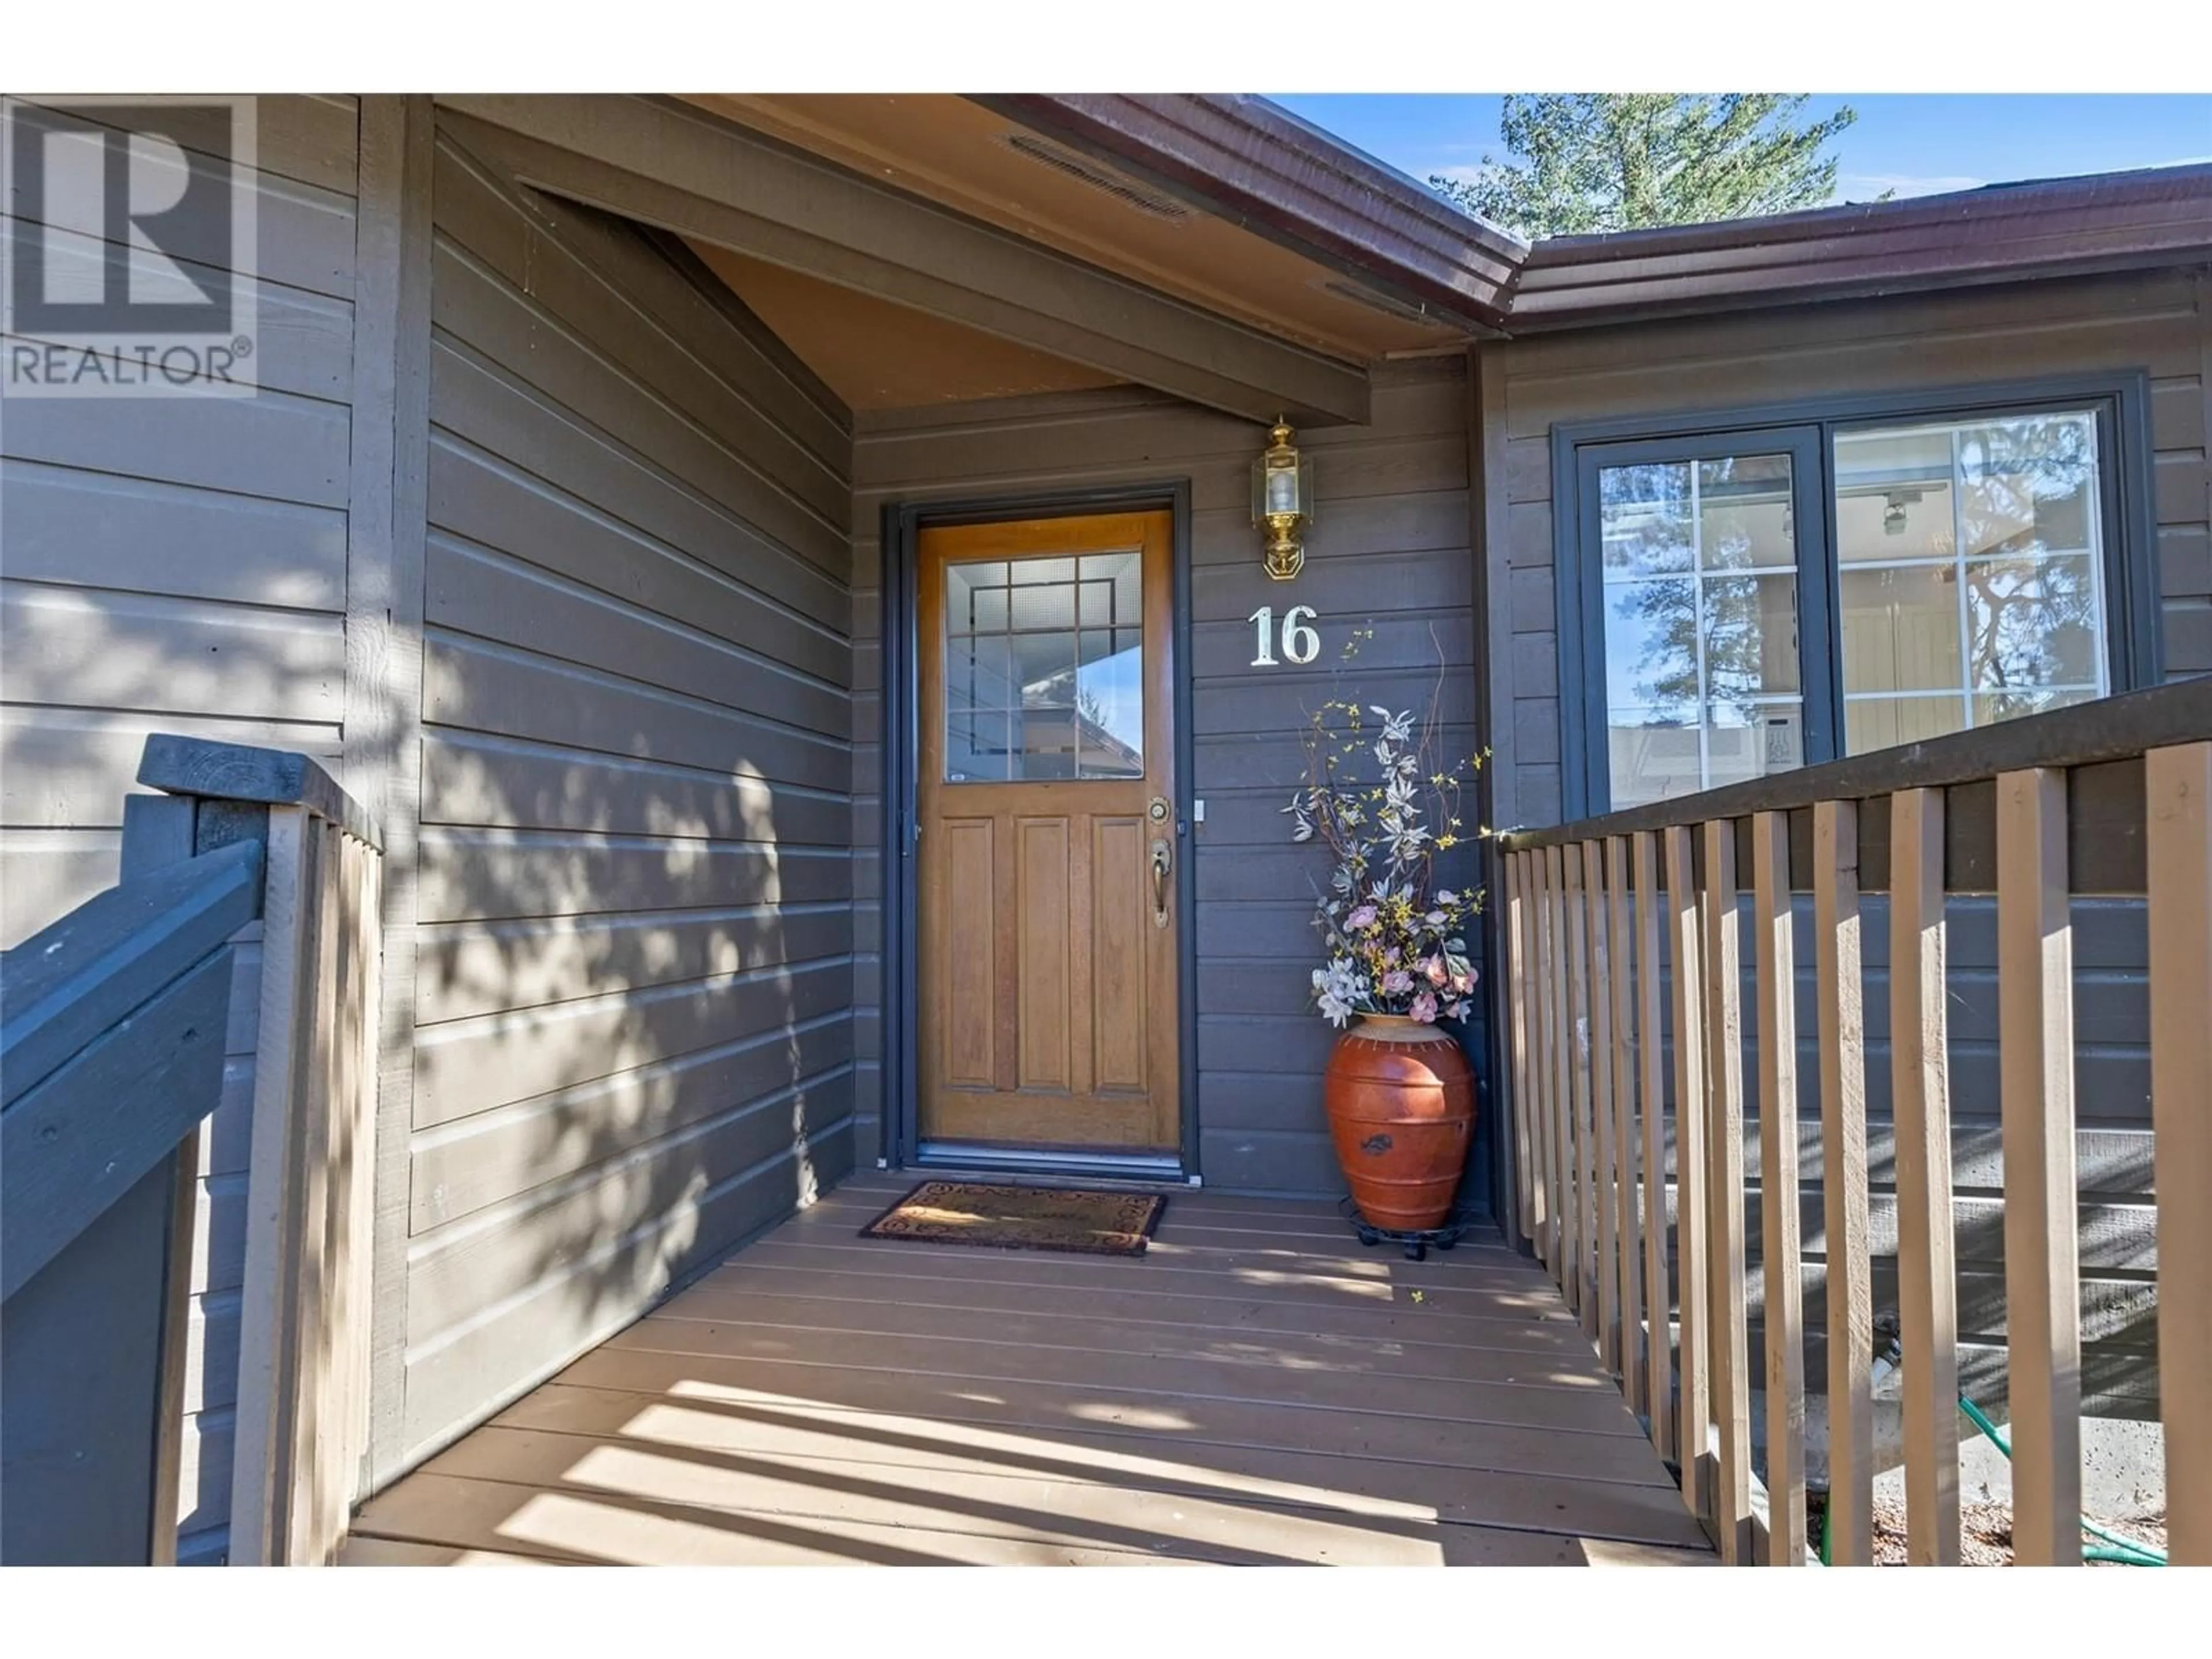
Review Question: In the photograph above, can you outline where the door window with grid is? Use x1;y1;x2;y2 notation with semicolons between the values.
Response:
943;551;1145;782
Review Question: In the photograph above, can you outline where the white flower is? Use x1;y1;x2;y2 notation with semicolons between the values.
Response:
1310;958;1366;1028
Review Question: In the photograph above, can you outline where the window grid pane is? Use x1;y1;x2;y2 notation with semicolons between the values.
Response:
1598;452;1802;808
944;550;1145;783
1833;409;2107;755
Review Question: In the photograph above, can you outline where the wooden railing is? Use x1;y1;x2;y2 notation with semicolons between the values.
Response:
0;737;384;1566
1494;679;2211;1566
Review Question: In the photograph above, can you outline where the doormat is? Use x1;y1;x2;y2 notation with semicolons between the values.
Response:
858;1181;1166;1257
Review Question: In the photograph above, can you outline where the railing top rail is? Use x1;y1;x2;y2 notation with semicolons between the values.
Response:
138;734;384;853
0;838;262;1300
1497;677;2212;853
0;838;263;1111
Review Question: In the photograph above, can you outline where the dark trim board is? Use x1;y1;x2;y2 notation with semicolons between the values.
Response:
877;482;1202;1184
1547;373;2164;821
1463;347;1518;1234
347;92;435;1497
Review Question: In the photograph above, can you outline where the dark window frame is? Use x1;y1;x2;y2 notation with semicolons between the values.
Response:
1551;373;2160;819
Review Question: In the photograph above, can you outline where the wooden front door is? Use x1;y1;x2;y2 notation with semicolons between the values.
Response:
916;511;1181;1154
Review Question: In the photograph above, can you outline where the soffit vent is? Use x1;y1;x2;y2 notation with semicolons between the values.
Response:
1320;277;1448;328
1003;132;1191;222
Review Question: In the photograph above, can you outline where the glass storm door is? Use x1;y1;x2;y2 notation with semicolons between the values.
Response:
916;511;1181;1153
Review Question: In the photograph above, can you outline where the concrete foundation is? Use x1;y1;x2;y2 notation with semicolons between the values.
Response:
1747;1382;2165;1521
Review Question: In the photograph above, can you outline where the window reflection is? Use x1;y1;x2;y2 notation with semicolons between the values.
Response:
1832;410;2106;754
945;551;1144;782
1599;452;1803;808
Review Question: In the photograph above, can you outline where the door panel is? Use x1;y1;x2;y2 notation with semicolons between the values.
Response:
1090;817;1149;1092
939;816;998;1089
1016;816;1071;1090
918;511;1180;1155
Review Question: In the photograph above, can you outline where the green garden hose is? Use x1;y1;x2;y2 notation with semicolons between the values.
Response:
1817;1394;2166;1565
1955;1394;2166;1565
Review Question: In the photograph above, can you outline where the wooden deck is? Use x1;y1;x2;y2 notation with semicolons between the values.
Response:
343;1175;1715;1566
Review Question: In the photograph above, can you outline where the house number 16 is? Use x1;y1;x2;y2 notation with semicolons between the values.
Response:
1248;605;1320;667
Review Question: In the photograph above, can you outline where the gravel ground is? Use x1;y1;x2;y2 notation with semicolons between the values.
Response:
1803;1490;2169;1566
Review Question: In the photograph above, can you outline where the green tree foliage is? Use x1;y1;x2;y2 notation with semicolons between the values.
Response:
1431;94;1861;241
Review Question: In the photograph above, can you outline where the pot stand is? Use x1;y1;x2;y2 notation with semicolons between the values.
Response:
1337;1195;1485;1262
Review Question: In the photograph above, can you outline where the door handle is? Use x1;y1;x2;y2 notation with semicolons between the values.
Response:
1150;838;1172;930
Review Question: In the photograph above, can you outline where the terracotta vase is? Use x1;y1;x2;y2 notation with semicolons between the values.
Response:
1323;1014;1475;1231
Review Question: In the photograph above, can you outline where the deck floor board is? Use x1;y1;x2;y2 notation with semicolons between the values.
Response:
350;1175;1713;1567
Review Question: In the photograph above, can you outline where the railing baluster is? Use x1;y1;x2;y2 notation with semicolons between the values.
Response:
1891;786;1961;1566
1752;809;1806;1565
1506;852;1536;1246
1534;849;1559;1272
1634;830;1672;1464
1608;835;1644;1423
1586;842;1620;1372
1997;767;2082;1565
1813;798;1873;1566
1567;845;1598;1338
1539;858;1557;1274
1491;683;2211;1571
2147;740;2212;1566
1702;818;1752;1563
1664;824;1710;1520
1536;847;1562;1276
1548;844;1578;1308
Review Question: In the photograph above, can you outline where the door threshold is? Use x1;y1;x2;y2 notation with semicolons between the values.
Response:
911;1141;1198;1188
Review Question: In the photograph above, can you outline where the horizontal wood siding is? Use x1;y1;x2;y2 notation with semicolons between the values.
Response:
1480;268;2211;1421
399;123;856;1467
0;96;361;1563
852;363;1478;1195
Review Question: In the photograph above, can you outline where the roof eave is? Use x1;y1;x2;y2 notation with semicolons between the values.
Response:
972;92;1522;336
1509;163;2212;329
950;108;2212;344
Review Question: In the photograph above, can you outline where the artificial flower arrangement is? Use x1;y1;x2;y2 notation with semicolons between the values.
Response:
1284;660;1486;1029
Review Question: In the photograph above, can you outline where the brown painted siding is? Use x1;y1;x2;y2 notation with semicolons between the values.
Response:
0;94;362;1565
851;361;1478;1195
1483;267;2212;831
397;123;857;1465
1478;268;2209;1417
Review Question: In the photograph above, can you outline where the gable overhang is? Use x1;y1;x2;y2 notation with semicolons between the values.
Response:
437;94;1377;427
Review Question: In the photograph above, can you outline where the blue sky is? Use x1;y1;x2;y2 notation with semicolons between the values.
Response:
1268;94;2212;205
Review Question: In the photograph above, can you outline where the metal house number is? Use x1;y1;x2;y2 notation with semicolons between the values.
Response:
1248;605;1320;668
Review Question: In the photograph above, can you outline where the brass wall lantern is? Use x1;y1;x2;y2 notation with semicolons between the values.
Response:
1251;418;1313;580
